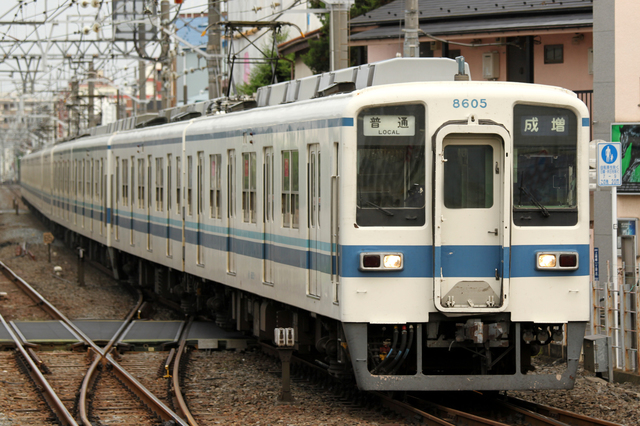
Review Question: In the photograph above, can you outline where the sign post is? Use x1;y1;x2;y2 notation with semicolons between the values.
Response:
43;232;54;263
597;142;622;187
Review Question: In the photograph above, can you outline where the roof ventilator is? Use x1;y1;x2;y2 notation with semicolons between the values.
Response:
317;81;356;98
171;111;202;122
136;116;168;128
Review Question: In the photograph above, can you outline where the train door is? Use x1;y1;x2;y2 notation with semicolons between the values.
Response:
101;158;106;236
115;157;119;240
308;144;321;297
147;155;152;250
434;132;506;311
263;147;275;284
331;142;340;304
227;150;236;274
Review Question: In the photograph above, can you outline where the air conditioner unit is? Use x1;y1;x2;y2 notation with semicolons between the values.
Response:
482;51;500;80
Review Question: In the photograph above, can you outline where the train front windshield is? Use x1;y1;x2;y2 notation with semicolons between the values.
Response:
513;105;578;226
356;104;426;226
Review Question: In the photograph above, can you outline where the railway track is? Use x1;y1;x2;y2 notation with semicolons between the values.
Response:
0;260;190;425
258;342;624;426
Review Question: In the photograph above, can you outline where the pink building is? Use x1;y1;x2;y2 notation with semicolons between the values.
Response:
349;0;594;127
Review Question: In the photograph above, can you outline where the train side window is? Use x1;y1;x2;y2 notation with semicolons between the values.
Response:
147;155;152;209
167;154;172;212
242;152;257;223
122;159;129;207
155;157;164;212
176;156;181;214
210;154;221;219
197;152;204;218
95;158;100;201
282;150;299;229
444;145;494;209
187;155;193;216
89;159;93;201
137;158;145;209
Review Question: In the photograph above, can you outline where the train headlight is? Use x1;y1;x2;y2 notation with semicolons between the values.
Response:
536;252;578;271
537;254;556;268
383;255;402;269
360;253;403;271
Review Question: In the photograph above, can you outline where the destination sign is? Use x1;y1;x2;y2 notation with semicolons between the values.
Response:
363;115;415;136
520;115;569;136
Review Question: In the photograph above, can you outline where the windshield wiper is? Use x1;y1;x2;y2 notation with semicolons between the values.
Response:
364;200;394;216
519;184;550;217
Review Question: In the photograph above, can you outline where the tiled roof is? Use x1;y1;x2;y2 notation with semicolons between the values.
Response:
351;0;593;26
351;11;592;41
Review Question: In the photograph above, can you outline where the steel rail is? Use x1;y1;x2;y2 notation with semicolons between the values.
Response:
0;311;78;425
171;318;199;426
505;396;624;426
106;353;189;426
0;259;188;425
78;288;144;425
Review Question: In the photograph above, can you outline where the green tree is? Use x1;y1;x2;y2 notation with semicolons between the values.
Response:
236;34;295;96
302;0;394;74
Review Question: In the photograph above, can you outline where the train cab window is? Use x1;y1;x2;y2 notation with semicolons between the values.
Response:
282;150;299;228
513;105;578;226
444;145;493;209
356;103;426;226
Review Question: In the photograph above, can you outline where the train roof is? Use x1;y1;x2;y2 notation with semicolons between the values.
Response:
73;57;469;139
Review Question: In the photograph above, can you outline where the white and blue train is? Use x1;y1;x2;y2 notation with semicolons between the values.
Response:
20;57;590;391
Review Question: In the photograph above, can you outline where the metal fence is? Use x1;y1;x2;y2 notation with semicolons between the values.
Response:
575;90;593;140
591;253;639;373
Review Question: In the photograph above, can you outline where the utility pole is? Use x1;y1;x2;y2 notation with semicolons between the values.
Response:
70;78;79;136
403;0;420;57
139;22;147;114
88;59;96;128
207;0;221;99
324;0;354;71
160;0;171;110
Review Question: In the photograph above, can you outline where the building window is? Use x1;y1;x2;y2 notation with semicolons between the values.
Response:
544;44;563;64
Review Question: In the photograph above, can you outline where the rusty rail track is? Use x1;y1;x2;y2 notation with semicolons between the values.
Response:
0;313;78;425
170;318;199;426
258;340;624;426
0;259;189;426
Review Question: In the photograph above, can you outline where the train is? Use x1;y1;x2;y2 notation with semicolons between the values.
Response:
19;57;590;391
